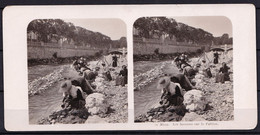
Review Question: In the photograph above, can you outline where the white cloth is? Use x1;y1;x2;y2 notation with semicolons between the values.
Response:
183;90;207;112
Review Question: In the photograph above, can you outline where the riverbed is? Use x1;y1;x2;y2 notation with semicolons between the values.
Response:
28;64;79;124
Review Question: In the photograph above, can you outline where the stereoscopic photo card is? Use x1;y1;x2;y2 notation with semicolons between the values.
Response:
3;4;257;131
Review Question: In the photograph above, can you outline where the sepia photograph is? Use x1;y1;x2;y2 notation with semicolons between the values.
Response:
27;18;128;124
3;5;256;130
134;16;234;122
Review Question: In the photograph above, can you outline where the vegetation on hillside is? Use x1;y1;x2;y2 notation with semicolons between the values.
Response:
133;17;232;45
27;19;126;48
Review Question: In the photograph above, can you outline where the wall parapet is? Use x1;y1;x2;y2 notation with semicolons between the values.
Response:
27;42;107;59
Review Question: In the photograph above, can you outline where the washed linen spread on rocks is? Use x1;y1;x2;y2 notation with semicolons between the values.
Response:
183;90;207;112
85;93;109;115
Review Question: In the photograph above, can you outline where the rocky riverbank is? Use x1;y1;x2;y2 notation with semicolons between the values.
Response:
28;66;66;96
29;56;128;124
133;50;202;62
135;52;234;122
134;62;167;91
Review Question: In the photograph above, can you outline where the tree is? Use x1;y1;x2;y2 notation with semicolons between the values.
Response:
133;17;224;46
220;33;229;45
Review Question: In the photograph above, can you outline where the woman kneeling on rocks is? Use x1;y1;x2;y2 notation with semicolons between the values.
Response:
200;60;212;78
59;80;86;109
158;77;185;108
116;65;128;86
215;62;230;83
170;74;196;91
181;63;199;79
71;77;94;95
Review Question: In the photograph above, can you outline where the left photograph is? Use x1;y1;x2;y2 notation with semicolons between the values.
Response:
27;19;128;124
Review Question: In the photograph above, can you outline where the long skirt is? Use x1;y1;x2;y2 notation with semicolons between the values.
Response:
160;91;184;107
170;74;193;91
103;71;112;81
215;73;230;83
83;70;97;81
112;61;117;67
71;77;93;95
213;58;218;64
203;68;212;78
115;76;125;86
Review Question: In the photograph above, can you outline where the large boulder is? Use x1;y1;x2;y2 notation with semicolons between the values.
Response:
183;90;207;112
85;93;109;115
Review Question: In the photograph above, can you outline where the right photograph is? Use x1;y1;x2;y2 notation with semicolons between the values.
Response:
133;16;233;122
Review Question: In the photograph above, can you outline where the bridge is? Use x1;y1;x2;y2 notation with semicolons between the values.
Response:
108;47;127;55
210;44;233;52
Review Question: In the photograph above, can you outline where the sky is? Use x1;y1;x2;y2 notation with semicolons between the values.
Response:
63;17;232;40
172;16;233;37
63;19;126;40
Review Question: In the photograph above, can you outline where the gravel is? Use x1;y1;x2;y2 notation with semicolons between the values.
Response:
134;62;167;91
28;66;66;96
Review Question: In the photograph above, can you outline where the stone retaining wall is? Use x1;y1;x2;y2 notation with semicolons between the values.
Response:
28;42;106;59
133;38;202;55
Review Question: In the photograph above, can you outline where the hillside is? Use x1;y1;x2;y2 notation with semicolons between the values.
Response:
133;17;232;45
27;19;126;48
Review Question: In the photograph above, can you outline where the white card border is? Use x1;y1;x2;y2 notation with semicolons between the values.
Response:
3;4;257;131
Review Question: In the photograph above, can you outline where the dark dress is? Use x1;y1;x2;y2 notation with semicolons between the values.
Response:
83;71;98;81
213;52;219;64
170;74;193;91
215;66;230;83
71;77;93;95
61;89;85;109
72;60;80;71
103;71;112;81
174;56;181;68
183;66;198;79
160;85;183;107
204;68;212;78
119;68;128;85
112;56;118;67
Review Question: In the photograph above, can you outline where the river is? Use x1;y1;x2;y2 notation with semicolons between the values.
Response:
28;64;79;124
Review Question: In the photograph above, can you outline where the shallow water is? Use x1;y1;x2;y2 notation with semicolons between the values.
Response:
134;78;161;117
28;64;79;124
29;83;63;124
